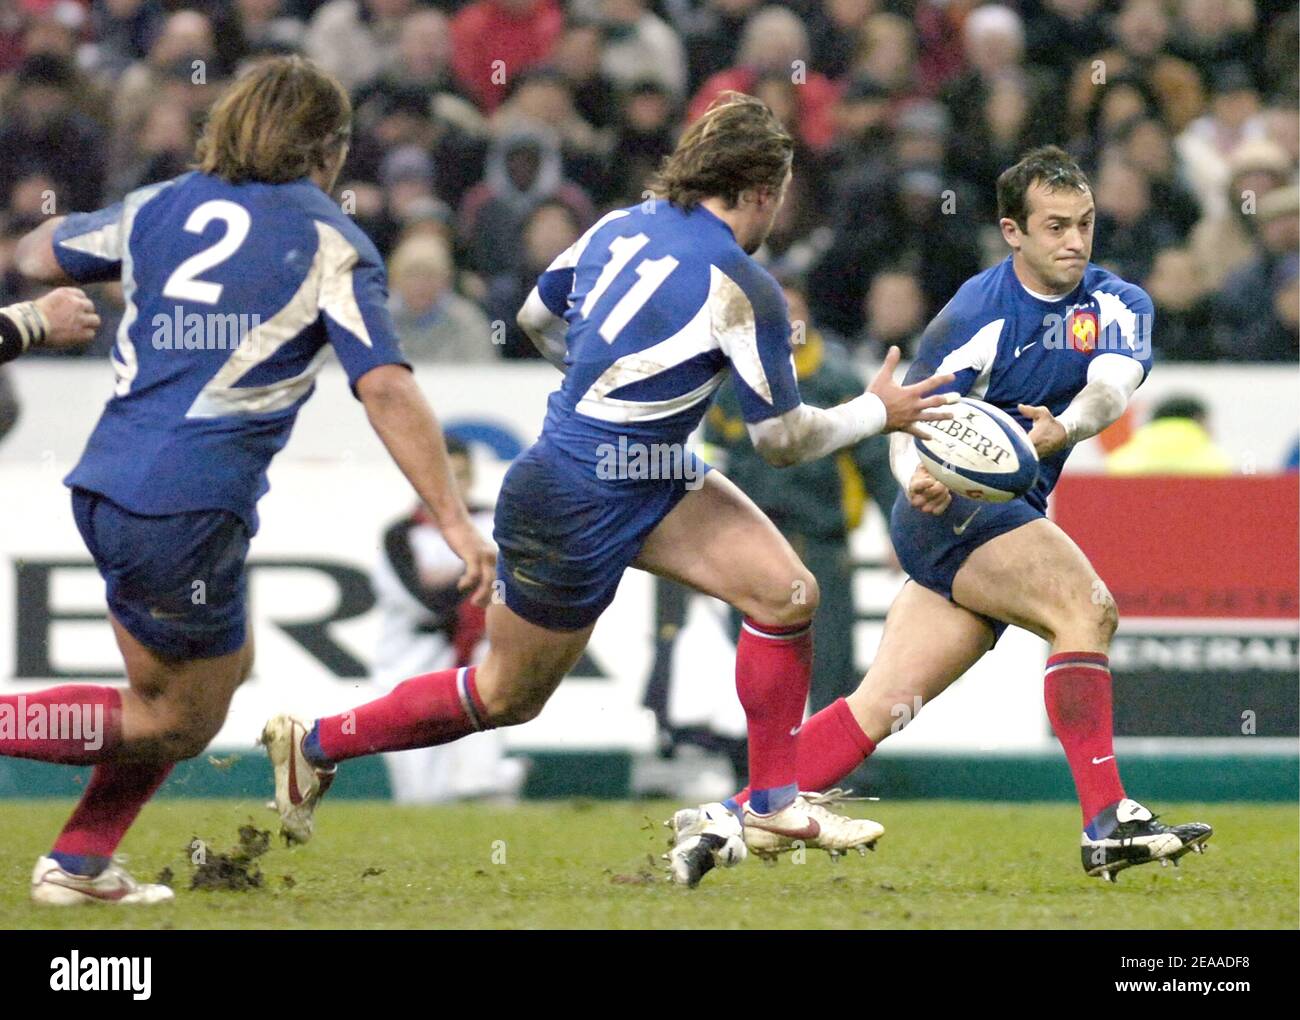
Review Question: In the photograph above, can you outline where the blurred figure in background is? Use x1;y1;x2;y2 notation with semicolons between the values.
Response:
1106;394;1232;475
1188;137;1292;289
371;437;525;803
389;234;495;363
857;268;926;359
1092;155;1180;283
703;280;900;714
1145;247;1215;360
450;0;563;113
305;0;411;93
1213;184;1300;361
482;198;580;359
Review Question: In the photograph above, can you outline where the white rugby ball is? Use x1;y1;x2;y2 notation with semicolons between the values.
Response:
914;397;1039;502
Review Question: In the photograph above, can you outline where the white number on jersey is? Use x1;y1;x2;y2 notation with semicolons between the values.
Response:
162;200;251;305
580;232;680;344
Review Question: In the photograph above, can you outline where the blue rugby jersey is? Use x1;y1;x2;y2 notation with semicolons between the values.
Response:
904;256;1154;512
531;200;803;474
53;171;408;532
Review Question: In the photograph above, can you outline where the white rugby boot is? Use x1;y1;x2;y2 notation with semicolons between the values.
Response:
664;801;748;887
261;714;336;845
31;856;174;906
744;789;885;860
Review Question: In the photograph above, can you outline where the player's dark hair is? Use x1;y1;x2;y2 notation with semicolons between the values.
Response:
196;56;351;185
996;146;1091;232
650;91;794;210
1151;395;1208;423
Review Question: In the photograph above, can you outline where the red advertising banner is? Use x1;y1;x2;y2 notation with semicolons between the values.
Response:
1053;476;1299;620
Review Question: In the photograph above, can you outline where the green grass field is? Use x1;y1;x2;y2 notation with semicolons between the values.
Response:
1;800;1295;929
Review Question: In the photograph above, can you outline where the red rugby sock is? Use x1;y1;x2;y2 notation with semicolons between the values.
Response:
52;759;174;859
731;697;877;807
735;618;812;811
0;686;122;765
1044;652;1125;823
315;666;488;762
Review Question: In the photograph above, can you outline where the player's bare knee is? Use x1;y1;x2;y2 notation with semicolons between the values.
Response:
480;687;547;727
747;570;819;629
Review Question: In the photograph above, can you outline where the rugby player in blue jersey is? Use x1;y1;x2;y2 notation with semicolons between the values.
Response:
3;56;494;904
264;93;955;885
673;146;1213;883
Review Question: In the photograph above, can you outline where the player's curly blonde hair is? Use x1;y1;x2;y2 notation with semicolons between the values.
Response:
196;56;351;185
651;91;794;210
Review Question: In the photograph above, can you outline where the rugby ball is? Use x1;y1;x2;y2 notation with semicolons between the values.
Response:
914;397;1038;502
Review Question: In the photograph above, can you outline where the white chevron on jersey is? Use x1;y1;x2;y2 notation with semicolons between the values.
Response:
574;264;773;423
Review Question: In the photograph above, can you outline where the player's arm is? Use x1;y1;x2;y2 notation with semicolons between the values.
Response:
886;299;998;512
358;366;495;606
1018;354;1145;458
0;289;101;365
516;284;568;371
722;265;953;469
322;226;495;604
749;346;956;467
13;217;74;284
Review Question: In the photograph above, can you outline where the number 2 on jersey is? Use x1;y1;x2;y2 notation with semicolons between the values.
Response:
162;200;251;305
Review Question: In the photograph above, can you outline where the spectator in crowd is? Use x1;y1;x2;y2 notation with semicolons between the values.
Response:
553;17;619;131
1106;394;1233;475
0;54;106;212
942;4;1045;146
1169;0;1257;84
1188;137;1292;289
491;66;607;200
234;0;305;56
606;79;677;205
84;0;166;82
1026;0;1101;95
1093;155;1181;283
808;0;879;83
389;234;495;364
857;269;926;359
483;199;581;360
850;11;918;100
1145;246;1216;360
109;95;194;196
459;124;593;276
688;5;842;152
1177;62;1269;219
1067;0;1204;138
679;0;760;94
598;0;686;102
450;0;563;113
1114;115;1202;240
113;8;224;150
1213;184;1300;361
704;279;899;715
306;0;411;93
954;69;1046;221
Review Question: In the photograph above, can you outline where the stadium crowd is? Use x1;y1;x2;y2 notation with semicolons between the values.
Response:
0;0;1296;366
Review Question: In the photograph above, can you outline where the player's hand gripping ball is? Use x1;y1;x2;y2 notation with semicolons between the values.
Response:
913;397;1039;502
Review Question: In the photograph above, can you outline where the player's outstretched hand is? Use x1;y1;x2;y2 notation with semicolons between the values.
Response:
35;287;99;348
444;520;498;607
1017;403;1068;458
868;345;958;438
908;464;951;515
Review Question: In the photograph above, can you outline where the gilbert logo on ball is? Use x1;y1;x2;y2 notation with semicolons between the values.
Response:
914;397;1039;502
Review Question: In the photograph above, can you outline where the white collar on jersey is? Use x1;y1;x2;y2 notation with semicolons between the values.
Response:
1018;279;1072;303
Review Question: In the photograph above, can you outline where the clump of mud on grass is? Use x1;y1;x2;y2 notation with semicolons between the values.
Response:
188;824;273;891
